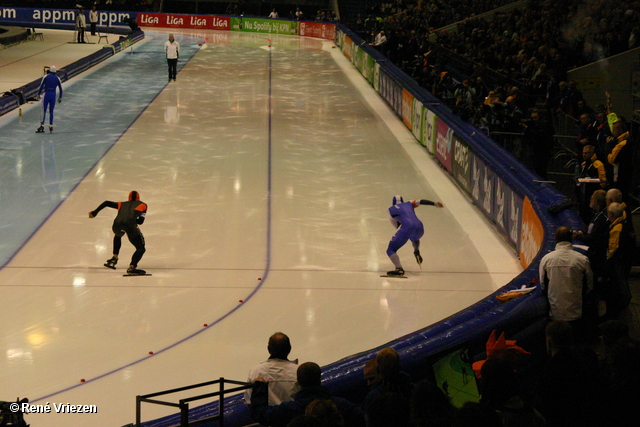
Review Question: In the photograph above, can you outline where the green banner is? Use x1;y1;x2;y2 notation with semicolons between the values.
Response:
365;54;375;85
233;18;298;35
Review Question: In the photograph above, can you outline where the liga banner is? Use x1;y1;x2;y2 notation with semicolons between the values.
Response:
137;12;230;30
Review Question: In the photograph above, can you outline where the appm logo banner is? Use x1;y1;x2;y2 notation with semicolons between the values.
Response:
0;6;132;27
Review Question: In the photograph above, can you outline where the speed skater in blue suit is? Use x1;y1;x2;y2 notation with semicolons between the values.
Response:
385;195;443;277
36;65;63;133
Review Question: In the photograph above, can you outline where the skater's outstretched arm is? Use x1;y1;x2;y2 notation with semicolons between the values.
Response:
88;201;118;218
417;199;444;207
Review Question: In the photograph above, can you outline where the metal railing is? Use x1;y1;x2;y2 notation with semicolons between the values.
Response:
135;377;252;427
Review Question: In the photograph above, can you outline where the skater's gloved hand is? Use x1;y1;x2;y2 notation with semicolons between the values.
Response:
58;98;62;103
89;211;95;218
435;202;444;208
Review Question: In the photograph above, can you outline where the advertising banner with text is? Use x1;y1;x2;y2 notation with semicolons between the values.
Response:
452;134;471;196
137;12;230;30
434;117;453;173
519;196;544;268
235;17;298;35
402;89;413;130
342;35;353;60
379;70;402;114
493;177;523;249
298;21;335;40
0;6;132;28
373;61;381;92
353;45;365;74
365;54;376;85
471;153;495;219
421;108;436;154
411;98;422;143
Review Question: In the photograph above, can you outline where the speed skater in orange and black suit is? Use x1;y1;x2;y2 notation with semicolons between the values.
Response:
89;191;148;275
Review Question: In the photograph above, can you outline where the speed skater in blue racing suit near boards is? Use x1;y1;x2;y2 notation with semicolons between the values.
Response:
386;195;444;277
36;65;63;133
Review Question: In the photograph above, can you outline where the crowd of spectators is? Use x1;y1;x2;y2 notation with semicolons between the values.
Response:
246;330;640;426
348;0;638;187
351;0;639;96
351;0;514;37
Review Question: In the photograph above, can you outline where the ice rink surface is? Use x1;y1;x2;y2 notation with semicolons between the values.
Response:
0;29;521;426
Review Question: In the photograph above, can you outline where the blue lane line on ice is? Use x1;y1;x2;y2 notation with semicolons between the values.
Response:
0;32;201;269
32;38;276;403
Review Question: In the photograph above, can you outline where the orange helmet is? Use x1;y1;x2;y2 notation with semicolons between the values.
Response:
128;191;140;201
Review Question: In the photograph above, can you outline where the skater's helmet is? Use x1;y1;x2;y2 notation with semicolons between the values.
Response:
128;191;140;201
49;66;57;73
392;195;404;206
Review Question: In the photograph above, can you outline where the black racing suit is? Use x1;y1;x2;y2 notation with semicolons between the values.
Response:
91;200;147;267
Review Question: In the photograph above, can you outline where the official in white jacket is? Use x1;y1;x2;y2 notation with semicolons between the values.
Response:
164;34;180;82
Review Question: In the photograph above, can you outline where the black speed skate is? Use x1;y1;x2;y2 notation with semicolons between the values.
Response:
414;250;423;268
381;268;407;278
104;257;118;269
36;125;45;133
49;125;53;133
125;266;147;276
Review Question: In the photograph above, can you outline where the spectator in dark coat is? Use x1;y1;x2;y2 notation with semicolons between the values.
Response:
363;348;413;412
250;362;365;427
